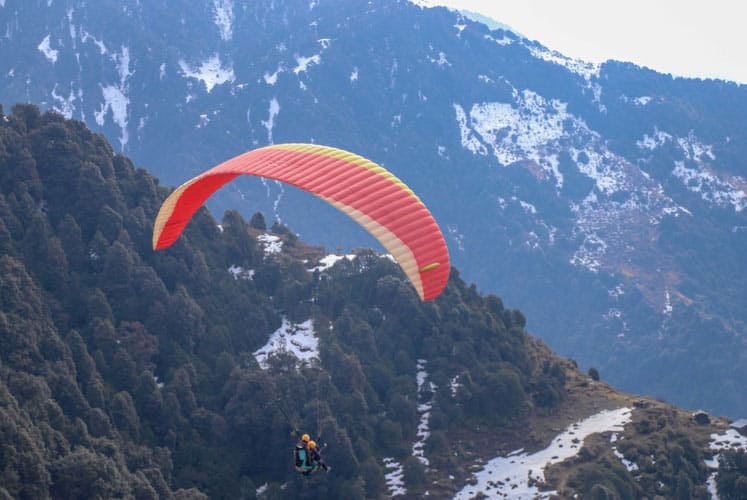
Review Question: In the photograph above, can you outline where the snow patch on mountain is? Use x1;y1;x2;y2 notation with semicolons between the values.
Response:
264;66;283;85
308;254;356;273
178;54;235;93
663;288;673;315
412;359;436;466
455;407;632;499
81;30;107;55
608;284;625;298
570;231;607;273
66;7;76;45
705;428;747;497
408;0;436;9
518;198;537;214
610;433;639;472
51;84;76;119
114;46;133;83
637;128;672;150
38;35;58;63
604;308;630;339
571;148;630;195
453;19;467;36
257;233;283;255
672;161;747;212
455;82;687;275
253;318;318;369
252;178;284;222
450;374;461;397
677;132;716;162
590;82;606;111
196;113;210;129
527;44;601;80
293;54;320;74
213;0;234;41
637;129;745;211
429;51;450;67
262;98;280;143
228;265;254;280
453;103;486;155
383;458;406;497
454;88;576;189
566;143;684;274
619;94;654;106
543;222;558;245
569;191;675;274
93;46;132;149
484;33;513;46
447;224;465;252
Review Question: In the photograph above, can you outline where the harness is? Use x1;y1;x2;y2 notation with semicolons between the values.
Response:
294;445;313;472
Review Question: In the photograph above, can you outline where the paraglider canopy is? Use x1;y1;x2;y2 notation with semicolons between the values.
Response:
152;143;450;301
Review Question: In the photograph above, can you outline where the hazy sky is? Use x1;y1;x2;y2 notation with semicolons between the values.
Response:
428;0;746;84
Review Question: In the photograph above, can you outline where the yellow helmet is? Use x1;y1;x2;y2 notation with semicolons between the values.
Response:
301;434;310;442
308;440;317;449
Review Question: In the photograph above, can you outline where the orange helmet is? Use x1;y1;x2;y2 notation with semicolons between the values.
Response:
308;440;317;450
301;434;310;443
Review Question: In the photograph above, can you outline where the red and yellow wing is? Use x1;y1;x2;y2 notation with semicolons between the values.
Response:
153;143;450;301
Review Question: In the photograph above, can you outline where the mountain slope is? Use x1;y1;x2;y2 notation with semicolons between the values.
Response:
1;0;746;417
2;104;747;499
